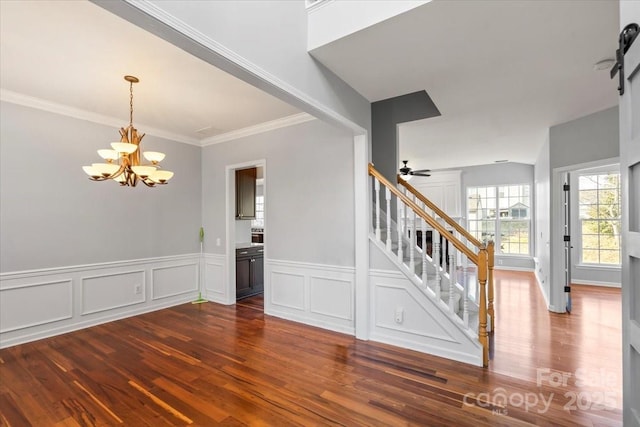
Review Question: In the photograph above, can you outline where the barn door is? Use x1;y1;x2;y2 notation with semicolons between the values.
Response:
614;19;640;427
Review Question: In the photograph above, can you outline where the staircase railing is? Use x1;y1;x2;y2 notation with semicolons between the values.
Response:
397;177;496;332
369;163;490;367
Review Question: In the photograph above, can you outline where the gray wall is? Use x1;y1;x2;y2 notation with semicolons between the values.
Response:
459;162;535;270
96;0;371;133
372;91;440;184
0;102;202;272
550;106;619;169
546;106;620;309
202;119;355;267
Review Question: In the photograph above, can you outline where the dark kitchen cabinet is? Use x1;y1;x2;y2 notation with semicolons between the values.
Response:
236;168;256;219
236;246;264;299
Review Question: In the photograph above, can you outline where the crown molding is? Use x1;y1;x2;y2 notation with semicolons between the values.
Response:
201;113;315;146
306;0;334;14
0;89;201;146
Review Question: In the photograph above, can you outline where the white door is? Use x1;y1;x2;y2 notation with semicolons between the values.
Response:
618;11;640;427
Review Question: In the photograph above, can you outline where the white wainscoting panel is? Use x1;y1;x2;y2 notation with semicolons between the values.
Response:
369;268;483;366
270;271;305;310
0;254;200;348
82;271;145;315
152;263;198;300
203;254;227;303
265;259;355;335
309;276;352;321
0;280;73;333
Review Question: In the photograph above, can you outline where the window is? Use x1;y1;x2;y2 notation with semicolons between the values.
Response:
251;195;264;228
467;184;531;255
578;172;621;265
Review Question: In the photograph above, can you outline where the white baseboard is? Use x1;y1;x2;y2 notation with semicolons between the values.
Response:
0;254;200;348
571;279;621;288
494;265;535;272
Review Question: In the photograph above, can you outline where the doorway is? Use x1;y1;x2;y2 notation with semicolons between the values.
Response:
226;159;266;308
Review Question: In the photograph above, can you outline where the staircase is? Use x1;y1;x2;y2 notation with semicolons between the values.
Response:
368;164;495;367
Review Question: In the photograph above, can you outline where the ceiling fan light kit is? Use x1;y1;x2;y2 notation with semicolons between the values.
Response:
399;160;431;180
82;75;174;187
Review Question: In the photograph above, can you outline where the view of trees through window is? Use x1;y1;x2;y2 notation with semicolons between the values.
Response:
467;185;531;255
578;172;621;265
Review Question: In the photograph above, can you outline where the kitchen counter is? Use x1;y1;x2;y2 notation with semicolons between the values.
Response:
236;242;264;249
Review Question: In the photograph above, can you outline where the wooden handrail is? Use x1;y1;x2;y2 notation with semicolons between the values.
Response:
398;171;496;335
369;164;478;265
370;163;490;366
398;177;482;248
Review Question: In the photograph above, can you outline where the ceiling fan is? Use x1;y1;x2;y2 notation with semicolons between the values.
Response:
399;160;431;180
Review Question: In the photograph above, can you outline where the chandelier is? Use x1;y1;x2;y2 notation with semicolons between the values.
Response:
82;75;174;187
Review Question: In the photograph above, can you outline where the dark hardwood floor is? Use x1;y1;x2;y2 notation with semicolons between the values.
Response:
0;272;622;426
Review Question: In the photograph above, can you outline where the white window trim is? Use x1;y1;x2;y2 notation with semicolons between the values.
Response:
574;167;621;267
466;184;532;256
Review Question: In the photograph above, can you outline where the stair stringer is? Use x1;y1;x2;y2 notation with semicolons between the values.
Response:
369;240;483;367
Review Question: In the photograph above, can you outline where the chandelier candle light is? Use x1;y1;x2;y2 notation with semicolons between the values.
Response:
82;75;174;187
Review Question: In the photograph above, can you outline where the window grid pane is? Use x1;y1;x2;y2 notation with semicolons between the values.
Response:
467;184;531;256
577;172;620;266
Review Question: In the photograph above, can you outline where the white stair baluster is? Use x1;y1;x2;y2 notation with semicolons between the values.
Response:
402;199;408;241
421;215;427;286
463;259;469;327
374;178;381;241
397;198;403;263
409;209;415;273
433;231;441;299
385;187;392;251
449;251;457;313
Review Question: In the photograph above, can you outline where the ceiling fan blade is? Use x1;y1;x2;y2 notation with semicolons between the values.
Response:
410;172;431;177
412;169;431;173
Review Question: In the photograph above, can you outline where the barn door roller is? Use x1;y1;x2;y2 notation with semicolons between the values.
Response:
611;23;639;95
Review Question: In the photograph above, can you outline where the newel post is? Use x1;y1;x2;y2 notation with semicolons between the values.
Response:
478;247;489;368
487;240;495;333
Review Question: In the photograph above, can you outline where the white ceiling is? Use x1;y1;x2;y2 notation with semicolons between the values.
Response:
310;0;620;170
0;0;300;145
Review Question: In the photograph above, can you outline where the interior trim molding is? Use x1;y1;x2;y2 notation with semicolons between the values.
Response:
201;113;315;145
0;253;200;281
0;89;201;146
268;258;355;274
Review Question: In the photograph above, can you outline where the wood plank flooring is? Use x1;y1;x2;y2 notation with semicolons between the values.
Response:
0;271;622;426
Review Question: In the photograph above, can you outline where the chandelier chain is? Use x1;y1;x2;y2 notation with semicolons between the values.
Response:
129;81;134;127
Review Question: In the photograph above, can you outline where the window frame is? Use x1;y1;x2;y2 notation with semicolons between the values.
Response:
466;184;532;257
576;170;621;267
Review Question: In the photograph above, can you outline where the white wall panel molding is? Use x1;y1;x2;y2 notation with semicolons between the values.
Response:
0;254;199;349
265;259;355;335
151;263;198;300
203;253;227;303
0;280;73;333
81;270;146;315
0;254;200;281
369;269;483;366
